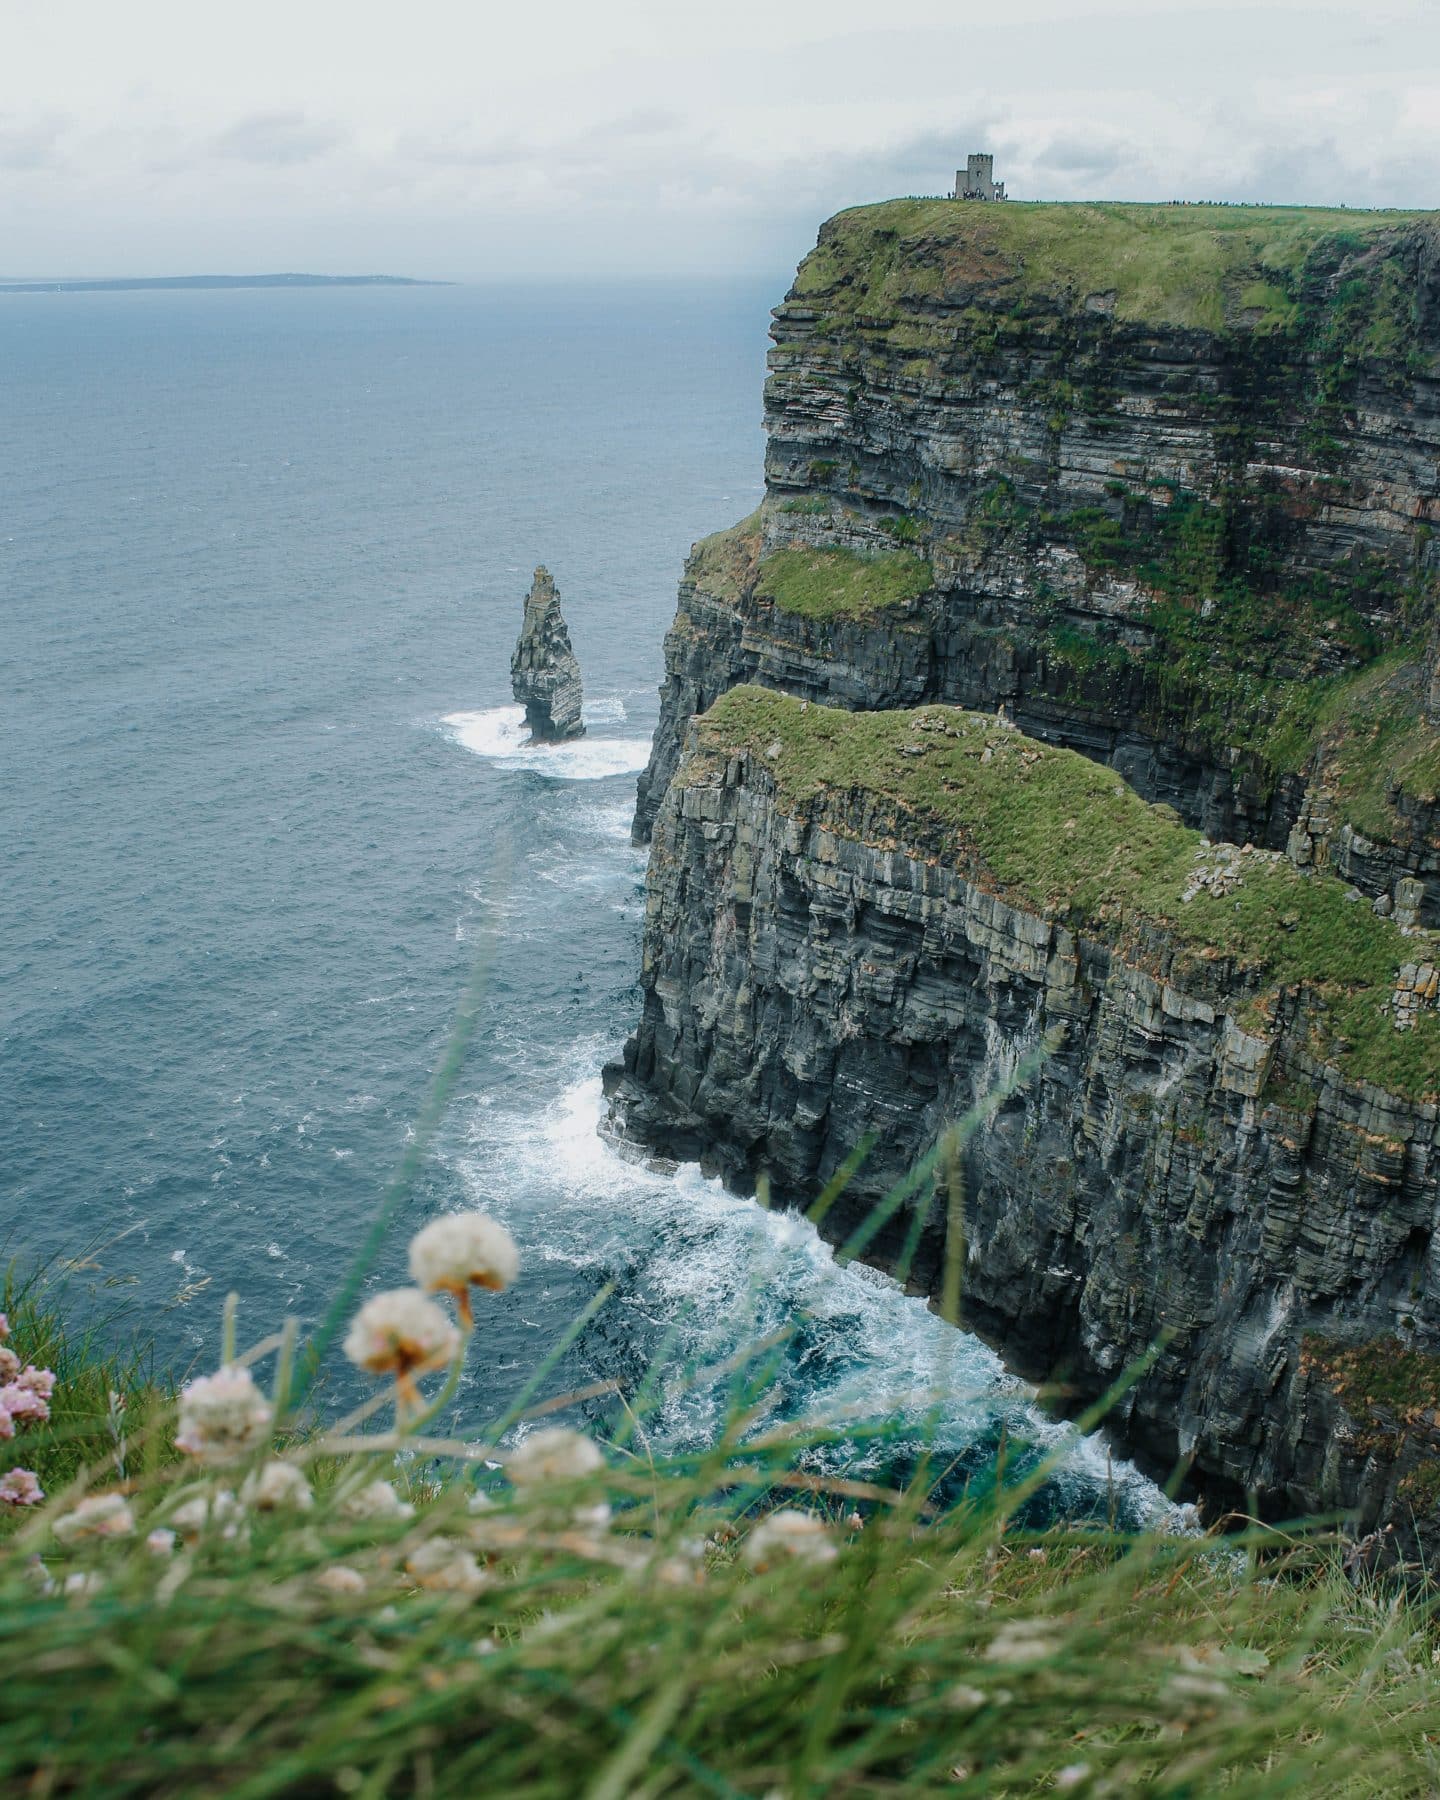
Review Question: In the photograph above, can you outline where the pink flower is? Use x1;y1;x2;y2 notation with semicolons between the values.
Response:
0;1383;49;1425
0;1313;9;1341
0;1348;19;1383
0;1407;13;1441
0;1469;43;1507
17;1367;56;1400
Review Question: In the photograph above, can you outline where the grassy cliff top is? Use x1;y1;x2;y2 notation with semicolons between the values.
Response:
693;686;1440;1096
789;199;1438;334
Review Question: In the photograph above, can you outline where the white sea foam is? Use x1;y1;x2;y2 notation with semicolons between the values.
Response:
456;1065;1185;1528
441;706;647;780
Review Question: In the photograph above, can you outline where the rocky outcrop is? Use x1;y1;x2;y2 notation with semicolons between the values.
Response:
511;566;585;742
606;691;1440;1544
633;202;1440;917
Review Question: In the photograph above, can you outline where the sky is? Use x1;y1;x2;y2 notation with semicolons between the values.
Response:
1;0;1437;281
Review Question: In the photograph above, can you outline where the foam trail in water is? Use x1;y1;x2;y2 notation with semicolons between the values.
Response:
441;705;648;780
457;1064;1185;1531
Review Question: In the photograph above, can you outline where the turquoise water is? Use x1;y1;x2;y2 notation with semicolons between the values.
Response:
2;282;1172;1523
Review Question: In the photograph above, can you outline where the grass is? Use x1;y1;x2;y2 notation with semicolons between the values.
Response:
691;687;1440;1096
753;546;933;620
791;199;1438;336
0;1271;178;1536
10;1282;1440;1796
1298;655;1440;838
686;511;765;604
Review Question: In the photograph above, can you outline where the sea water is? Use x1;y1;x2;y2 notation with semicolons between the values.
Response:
2;281;1172;1524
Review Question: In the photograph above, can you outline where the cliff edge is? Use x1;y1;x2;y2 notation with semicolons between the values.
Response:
612;200;1440;1548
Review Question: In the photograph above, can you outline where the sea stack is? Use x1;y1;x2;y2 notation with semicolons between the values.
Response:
510;565;585;743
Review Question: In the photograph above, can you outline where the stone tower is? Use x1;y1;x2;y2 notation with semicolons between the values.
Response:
954;153;1005;201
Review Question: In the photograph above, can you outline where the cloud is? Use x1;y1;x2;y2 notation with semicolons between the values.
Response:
0;115;64;171
210;111;344;166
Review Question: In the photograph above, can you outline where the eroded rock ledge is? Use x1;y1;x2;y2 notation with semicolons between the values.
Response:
607;689;1440;1544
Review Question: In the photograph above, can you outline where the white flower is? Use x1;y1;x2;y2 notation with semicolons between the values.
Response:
342;1289;460;1387
405;1537;488;1595
63;1571;104;1598
316;1564;367;1596
341;1479;415;1523
742;1510;838;1571
52;1492;136;1544
175;1365;273;1466
408;1213;519;1325
240;1461;313;1512
505;1427;604;1488
171;1489;242;1539
988;1623;1059;1665
147;1529;177;1556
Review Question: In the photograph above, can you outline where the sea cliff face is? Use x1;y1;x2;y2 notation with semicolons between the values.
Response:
633;203;1440;919
614;202;1440;1544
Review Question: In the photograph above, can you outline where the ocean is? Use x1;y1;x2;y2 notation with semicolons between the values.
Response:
2;279;1172;1524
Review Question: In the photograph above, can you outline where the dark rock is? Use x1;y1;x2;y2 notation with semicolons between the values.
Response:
607;737;1440;1553
511;566;584;743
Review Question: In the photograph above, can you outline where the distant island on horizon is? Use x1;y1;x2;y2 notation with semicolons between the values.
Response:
0;272;451;295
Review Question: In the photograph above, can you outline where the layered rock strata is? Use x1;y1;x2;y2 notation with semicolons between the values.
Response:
607;690;1440;1543
633;202;1440;919
511;565;585;742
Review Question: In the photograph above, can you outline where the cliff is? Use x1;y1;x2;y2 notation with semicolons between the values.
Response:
633;202;1440;921
608;689;1440;1538
511;565;585;742
613;201;1440;1545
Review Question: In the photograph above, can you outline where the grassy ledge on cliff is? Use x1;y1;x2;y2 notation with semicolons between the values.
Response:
792;199;1438;335
692;686;1440;1097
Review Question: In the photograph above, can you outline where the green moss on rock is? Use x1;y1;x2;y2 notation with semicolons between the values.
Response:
753;546;932;620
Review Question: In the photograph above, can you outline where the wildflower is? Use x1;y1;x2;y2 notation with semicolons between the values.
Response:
505;1426;604;1488
0;1468;44;1507
408;1212;519;1328
342;1289;460;1412
16;1365;56;1400
240;1461;314;1512
63;1571;104;1599
52;1492;136;1544
171;1489;243;1539
0;1406;12;1441
341;1478;415;1523
0;1347;19;1382
316;1564;366;1596
1;1382;49;1425
988;1622;1060;1665
1055;1764;1092;1791
146;1528;177;1555
175;1365;273;1466
0;1312;7;1339
945;1684;987;1713
743;1510;838;1571
405;1536;487;1595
